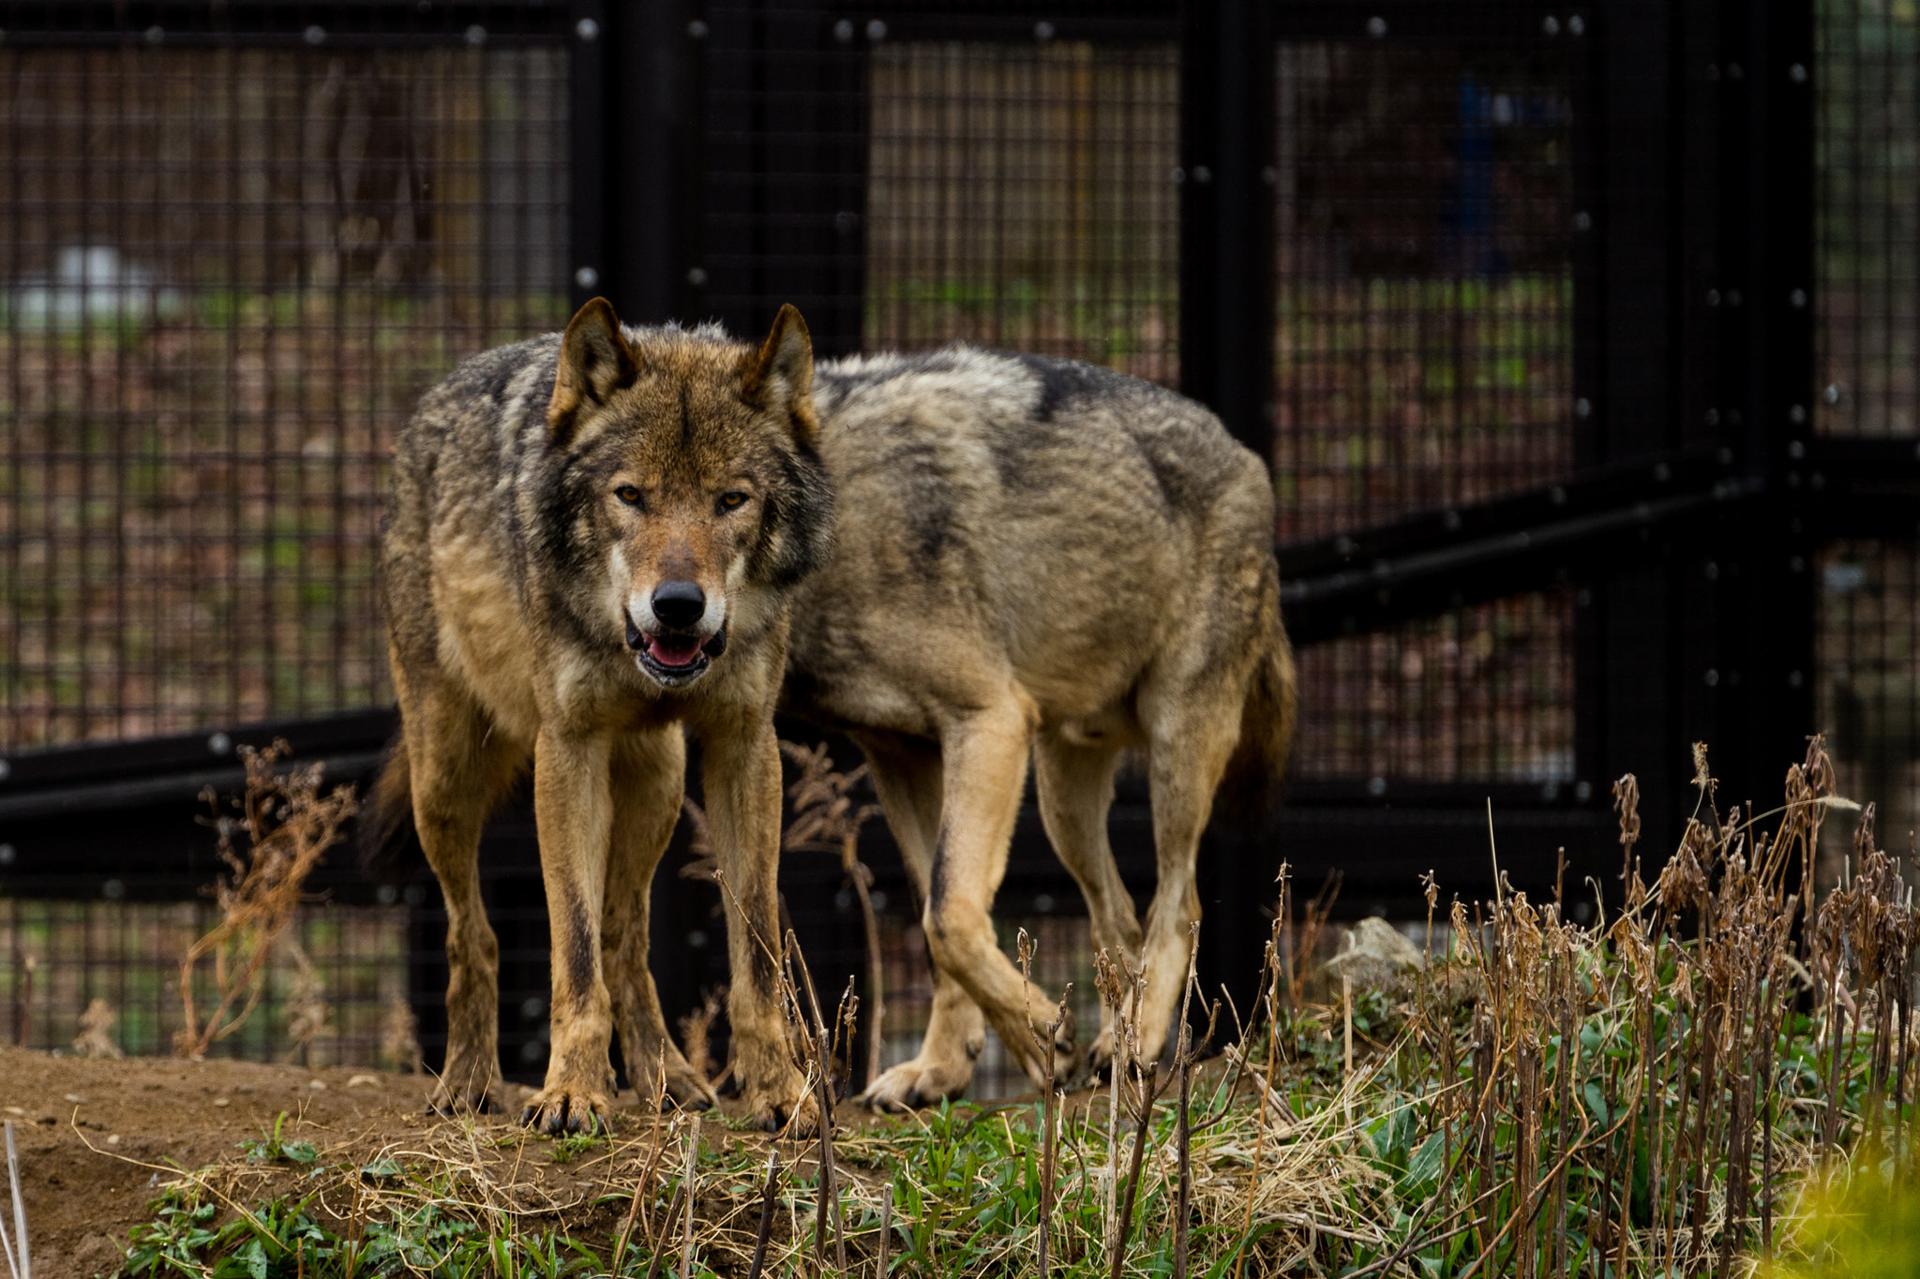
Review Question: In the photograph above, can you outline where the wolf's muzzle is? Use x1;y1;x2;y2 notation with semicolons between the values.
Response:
626;608;727;689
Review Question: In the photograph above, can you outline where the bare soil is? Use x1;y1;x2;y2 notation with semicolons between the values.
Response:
8;1045;921;1279
5;1046;529;1278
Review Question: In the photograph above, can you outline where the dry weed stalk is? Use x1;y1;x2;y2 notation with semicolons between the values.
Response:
777;740;885;1084
176;741;356;1059
72;998;121;1059
1018;928;1074;1279
677;988;724;1083
282;942;330;1065
1375;735;1917;1279
378;996;424;1075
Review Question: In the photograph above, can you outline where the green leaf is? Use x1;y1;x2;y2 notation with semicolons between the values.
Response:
1582;1081;1612;1127
1400;1130;1447;1196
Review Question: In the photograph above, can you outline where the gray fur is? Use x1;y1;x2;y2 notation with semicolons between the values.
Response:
781;344;1296;1107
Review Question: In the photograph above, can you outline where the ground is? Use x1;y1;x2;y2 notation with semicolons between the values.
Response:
7;1045;991;1279
0;1047;420;1275
4;1047;633;1278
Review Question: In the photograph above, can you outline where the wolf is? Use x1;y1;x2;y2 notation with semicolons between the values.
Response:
361;297;834;1135
786;347;1296;1109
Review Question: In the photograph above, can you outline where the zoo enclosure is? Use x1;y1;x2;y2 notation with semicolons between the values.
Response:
1;0;1915;1090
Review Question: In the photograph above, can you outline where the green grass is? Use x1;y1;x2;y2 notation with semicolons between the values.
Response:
238;1113;318;1167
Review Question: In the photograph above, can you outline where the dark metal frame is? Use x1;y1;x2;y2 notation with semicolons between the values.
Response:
6;0;1907;1081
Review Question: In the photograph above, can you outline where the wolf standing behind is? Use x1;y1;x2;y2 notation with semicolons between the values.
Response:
362;298;833;1135
787;348;1296;1109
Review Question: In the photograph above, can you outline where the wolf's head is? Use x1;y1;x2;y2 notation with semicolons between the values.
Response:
544;297;834;690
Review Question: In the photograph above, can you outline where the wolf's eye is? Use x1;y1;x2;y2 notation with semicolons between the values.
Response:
615;485;645;509
717;491;750;514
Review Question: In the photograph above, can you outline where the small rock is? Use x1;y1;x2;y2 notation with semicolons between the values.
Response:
4;1106;24;1117
213;1097;230;1108
1324;917;1425;991
308;1079;327;1091
347;1074;381;1089
63;1092;84;1104
73;1232;127;1274
106;1133;121;1145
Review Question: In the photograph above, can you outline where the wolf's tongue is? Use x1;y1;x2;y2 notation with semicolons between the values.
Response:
648;635;704;667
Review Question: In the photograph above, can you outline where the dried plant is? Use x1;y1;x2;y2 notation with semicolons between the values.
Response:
175;741;357;1059
779;741;885;1084
379;996;424;1075
677;988;724;1083
282;942;331;1066
71;997;122;1059
10;954;37;1050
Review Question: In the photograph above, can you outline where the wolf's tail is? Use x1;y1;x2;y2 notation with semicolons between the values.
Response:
359;734;423;881
1219;588;1297;828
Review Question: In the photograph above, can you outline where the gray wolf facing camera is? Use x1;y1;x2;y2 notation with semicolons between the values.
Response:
363;298;833;1135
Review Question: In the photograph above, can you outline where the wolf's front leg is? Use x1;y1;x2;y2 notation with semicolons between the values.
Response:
605;728;717;1112
702;720;820;1136
525;729;619;1134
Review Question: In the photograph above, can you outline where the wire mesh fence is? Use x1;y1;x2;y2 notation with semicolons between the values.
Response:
0;895;411;1068
1293;590;1578;784
0;27;572;750
1812;0;1920;841
1818;541;1920;868
861;38;1182;382
1815;0;1919;438
1272;41;1578;541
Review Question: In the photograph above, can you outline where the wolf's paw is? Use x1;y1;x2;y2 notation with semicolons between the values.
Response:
742;1072;822;1138
425;1074;502;1118
519;1083;612;1136
858;1055;974;1113
651;1061;718;1114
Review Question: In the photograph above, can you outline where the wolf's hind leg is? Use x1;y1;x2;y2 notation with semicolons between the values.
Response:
854;737;991;1111
1034;733;1141;1076
401;671;522;1117
922;697;1076;1088
1129;682;1243;1066
603;727;716;1112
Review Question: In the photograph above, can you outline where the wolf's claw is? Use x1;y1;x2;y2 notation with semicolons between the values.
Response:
859;1055;973;1112
519;1085;611;1136
742;1072;822;1138
425;1076;501;1118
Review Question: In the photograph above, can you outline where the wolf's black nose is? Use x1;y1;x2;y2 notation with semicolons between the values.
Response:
651;580;706;630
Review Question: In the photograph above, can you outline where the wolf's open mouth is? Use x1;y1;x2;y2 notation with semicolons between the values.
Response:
626;612;727;686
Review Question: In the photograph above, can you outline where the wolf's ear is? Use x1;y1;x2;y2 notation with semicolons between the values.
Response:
548;297;638;435
742;304;817;444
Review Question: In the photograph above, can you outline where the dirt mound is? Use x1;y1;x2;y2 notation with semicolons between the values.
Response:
1;1047;440;1276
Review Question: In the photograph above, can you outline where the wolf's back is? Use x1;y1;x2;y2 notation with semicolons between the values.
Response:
805;347;1294;816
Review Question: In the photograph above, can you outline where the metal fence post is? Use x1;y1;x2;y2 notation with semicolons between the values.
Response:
1580;0;1707;859
1720;0;1817;815
1180;0;1278;1019
594;0;702;322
